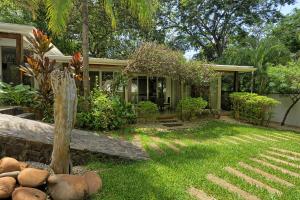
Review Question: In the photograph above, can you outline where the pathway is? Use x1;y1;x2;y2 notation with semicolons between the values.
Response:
188;146;300;200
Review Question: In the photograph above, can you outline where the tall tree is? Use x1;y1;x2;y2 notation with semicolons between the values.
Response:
158;0;295;61
44;0;158;98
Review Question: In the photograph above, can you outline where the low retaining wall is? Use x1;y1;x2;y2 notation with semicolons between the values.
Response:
0;114;149;165
269;94;300;127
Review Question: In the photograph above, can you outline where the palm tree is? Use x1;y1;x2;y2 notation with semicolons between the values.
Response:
45;0;158;98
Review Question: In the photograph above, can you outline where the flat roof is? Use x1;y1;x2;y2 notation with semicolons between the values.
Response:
0;22;64;57
48;55;128;66
206;64;256;72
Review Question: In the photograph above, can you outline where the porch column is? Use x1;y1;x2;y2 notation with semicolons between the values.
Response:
0;46;2;81
217;75;222;110
233;71;239;92
16;34;23;65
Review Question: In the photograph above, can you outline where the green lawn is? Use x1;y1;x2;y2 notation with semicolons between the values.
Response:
88;120;300;200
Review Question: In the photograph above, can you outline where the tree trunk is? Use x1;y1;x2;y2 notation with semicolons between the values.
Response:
50;68;78;174
281;97;300;126
82;0;90;100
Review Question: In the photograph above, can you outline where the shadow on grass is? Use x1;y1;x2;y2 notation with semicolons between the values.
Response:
87;145;219;200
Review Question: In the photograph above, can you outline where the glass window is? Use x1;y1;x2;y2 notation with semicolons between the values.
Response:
89;71;100;90
131;78;138;103
102;71;114;91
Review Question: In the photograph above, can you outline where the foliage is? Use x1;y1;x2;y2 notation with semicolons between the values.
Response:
268;62;300;125
136;101;159;122
219;37;291;94
271;9;300;57
157;0;295;60
20;29;56;121
0;82;37;107
176;97;208;121
76;90;136;130
230;92;279;125
125;42;218;86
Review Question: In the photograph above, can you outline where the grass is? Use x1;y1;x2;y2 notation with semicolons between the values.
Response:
88;120;300;200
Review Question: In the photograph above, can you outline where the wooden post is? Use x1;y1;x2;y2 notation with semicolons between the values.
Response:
217;75;222;110
50;68;77;174
233;71;239;92
0;46;2;81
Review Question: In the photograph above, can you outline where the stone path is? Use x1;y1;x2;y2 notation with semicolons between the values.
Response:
188;187;216;200
188;147;300;200
0;114;149;164
238;162;294;187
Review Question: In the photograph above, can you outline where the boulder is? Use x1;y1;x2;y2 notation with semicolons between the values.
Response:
18;168;49;187
0;177;16;198
47;174;89;200
0;171;20;179
19;162;29;171
12;187;47;200
0;157;20;173
84;171;102;195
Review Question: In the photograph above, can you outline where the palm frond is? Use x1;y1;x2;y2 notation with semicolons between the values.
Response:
45;0;73;35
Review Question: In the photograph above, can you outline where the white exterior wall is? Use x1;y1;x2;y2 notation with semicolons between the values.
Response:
269;94;300;127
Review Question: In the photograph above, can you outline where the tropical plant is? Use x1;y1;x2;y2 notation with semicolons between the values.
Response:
230;92;279;125
219;37;291;94
268;62;300;126
176;97;208;121
76;90;136;130
20;29;57;120
136;101;159;122
0;82;37;107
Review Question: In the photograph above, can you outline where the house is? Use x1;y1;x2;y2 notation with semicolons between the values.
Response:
0;22;256;111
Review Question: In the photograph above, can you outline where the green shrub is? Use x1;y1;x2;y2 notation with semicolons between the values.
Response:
177;97;208;121
0;82;37;107
230;92;279;125
136;101;159;122
76;90;136;130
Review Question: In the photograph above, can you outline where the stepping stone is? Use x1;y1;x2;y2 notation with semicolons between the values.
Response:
206;174;260;200
225;167;282;195
250;158;300;178
174;139;188;147
270;147;300;158
221;138;239;145
188;187;216;200
266;151;300;162
151;137;180;153
272;133;300;141
251;134;278;142
260;154;300;169
147;143;164;155
266;135;289;141
240;135;265;143
132;135;143;148
230;136;251;143
239;162;294;187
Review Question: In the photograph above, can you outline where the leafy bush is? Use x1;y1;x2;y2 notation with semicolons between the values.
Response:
177;97;208;121
136;101;159;122
0;82;37;107
230;92;279;125
76;90;136;130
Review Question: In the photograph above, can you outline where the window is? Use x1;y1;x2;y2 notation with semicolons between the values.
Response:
102;71;114;91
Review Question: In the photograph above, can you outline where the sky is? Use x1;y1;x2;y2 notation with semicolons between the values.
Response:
184;1;300;59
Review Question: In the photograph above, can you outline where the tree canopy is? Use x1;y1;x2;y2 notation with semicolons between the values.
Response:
157;0;295;60
125;42;218;86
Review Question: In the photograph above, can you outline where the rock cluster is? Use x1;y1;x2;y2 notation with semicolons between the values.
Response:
0;157;102;200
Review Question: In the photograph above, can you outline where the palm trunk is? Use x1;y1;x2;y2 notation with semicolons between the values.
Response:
82;0;90;100
50;69;78;174
281;98;300;126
